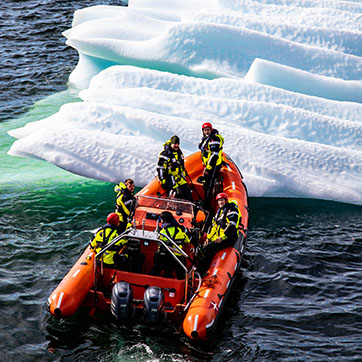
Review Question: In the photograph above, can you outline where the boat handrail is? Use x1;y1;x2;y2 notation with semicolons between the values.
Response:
135;194;195;214
156;237;188;274
155;230;190;260
94;227;190;273
93;226;195;302
136;194;195;206
119;233;190;273
183;270;202;312
94;228;133;260
156;231;194;300
93;228;133;293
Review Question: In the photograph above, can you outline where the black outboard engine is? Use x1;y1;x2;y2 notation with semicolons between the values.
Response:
143;286;165;326
111;282;133;323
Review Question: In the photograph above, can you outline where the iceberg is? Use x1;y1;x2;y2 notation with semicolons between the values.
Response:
7;0;362;205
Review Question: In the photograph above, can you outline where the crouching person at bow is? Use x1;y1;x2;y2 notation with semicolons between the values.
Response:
151;211;190;279
198;193;241;273
90;213;129;270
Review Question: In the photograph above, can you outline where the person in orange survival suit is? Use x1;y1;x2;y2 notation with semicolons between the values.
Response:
197;192;241;273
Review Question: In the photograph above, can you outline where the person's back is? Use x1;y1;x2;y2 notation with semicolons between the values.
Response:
159;218;190;256
151;211;190;279
90;213;128;269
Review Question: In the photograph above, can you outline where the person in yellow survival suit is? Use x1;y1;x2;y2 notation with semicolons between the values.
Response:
151;211;190;279
114;178;136;230
90;213;129;270
157;135;193;202
198;122;224;209
198;192;241;273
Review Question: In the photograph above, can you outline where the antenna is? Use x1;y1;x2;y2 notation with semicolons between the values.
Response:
138;154;157;178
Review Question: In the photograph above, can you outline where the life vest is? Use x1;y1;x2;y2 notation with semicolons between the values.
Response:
199;129;224;171
159;224;190;256
157;141;187;188
114;182;135;223
207;201;241;243
90;224;127;264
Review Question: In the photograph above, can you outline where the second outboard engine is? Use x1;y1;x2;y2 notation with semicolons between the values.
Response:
143;286;165;326
111;282;133;323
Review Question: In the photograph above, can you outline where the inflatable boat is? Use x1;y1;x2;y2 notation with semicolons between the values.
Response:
47;151;249;340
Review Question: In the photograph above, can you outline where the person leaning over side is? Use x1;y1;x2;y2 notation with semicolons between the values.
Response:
114;178;136;230
198;192;241;273
157;135;193;201
198;122;224;207
151;211;190;279
90;213;129;270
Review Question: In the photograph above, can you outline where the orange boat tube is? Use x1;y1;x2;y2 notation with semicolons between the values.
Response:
48;246;95;318
183;243;244;340
183;152;248;340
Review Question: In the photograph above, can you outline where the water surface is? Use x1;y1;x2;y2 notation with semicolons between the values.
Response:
1;1;362;361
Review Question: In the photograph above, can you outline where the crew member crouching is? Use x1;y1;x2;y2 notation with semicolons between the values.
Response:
198;192;241;273
90;213;129;270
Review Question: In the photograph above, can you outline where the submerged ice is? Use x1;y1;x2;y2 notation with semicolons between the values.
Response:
7;0;362;205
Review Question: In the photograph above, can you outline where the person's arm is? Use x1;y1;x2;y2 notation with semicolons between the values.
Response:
90;228;102;250
224;205;240;237
115;193;128;219
157;152;170;188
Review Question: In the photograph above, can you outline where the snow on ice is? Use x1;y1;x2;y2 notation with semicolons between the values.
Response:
7;0;362;205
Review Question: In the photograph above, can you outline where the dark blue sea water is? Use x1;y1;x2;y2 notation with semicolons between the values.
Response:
1;1;362;361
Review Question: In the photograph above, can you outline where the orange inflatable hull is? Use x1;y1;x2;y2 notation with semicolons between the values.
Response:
182;153;248;340
182;244;245;339
48;247;95;318
47;151;248;341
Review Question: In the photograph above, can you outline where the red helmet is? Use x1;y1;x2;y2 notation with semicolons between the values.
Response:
216;192;228;202
107;213;120;225
202;122;213;131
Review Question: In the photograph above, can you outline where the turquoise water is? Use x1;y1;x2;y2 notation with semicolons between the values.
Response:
1;90;81;184
2;0;362;360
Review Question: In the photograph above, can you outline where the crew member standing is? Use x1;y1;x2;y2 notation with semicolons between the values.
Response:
198;122;224;208
157;135;193;201
114;178;136;230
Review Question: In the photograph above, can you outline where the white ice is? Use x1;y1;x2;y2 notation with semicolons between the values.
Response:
7;0;362;205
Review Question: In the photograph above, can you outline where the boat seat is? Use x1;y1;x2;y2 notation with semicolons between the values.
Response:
125;238;144;273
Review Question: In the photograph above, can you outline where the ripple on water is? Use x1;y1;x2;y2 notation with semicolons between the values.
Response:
1;188;362;361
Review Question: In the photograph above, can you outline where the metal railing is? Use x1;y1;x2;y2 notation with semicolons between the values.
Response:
93;225;194;301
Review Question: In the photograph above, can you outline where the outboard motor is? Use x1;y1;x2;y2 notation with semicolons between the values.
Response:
111;282;133;323
143;286;165;326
